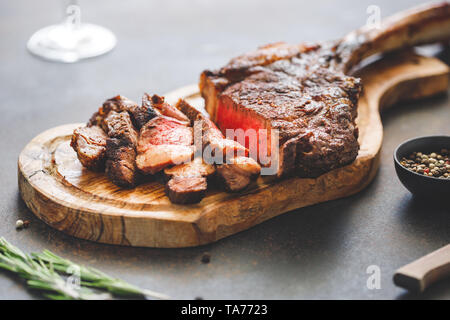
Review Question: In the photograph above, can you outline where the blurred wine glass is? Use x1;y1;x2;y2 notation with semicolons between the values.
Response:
27;1;116;63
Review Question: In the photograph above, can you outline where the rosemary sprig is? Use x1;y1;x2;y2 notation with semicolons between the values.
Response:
0;238;109;300
33;249;169;300
0;238;169;300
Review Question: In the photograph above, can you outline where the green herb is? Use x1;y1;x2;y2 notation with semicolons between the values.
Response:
0;238;108;300
0;238;169;300
33;249;169;299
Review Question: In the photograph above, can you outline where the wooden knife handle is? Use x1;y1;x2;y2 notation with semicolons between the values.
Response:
393;244;450;292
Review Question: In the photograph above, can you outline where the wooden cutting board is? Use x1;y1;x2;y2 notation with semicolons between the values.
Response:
18;52;449;248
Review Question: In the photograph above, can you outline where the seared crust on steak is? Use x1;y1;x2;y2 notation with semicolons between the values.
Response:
105;138;138;187
104;111;139;145
104;111;140;187
201;42;361;178
165;177;207;204
89;95;157;130
176;99;203;125
200;2;450;178
146;93;190;123
70;125;108;171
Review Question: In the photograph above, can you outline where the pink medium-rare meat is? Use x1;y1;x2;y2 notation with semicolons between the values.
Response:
176;99;260;191
136;111;195;174
136;144;194;175
137;116;193;153
202;117;249;160
73;95;261;201
200;3;450;178
72;94;157;185
176;99;249;159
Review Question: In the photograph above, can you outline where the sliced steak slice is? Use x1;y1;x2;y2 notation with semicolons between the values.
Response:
104;111;139;146
145;93;190;123
201;117;249;160
195;108;260;190
176;99;203;125
105;138;138;187
137;116;193;153
165;176;207;204
136;112;194;174
176;98;260;190
89;95;157;131
70;125;108;171
104;111;139;187
136;98;194;176
164;157;215;180
216;156;261;192
176;99;248;159
136;144;194;175
164;158;215;204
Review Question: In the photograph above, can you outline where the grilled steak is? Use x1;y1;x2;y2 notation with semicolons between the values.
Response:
176;99;261;191
136;144;194;175
89;95;157;130
136;114;194;174
177;99;248;159
216;156;261;192
137;116;193;151
104;111;139;145
201;42;362;178
164;157;215;204
105;138;138;187
164;157;215;180
104;111;139;187
145;93;190;123
70;125;108;171
200;2;450;177
165;176;208;204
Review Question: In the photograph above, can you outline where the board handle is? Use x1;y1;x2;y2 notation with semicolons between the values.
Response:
393;244;450;292
340;2;450;72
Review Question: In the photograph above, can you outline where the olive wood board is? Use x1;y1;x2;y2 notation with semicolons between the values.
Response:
18;52;449;247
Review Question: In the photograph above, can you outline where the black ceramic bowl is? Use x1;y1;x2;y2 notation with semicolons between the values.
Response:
394;135;450;197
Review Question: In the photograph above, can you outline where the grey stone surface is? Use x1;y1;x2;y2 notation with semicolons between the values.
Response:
0;0;449;300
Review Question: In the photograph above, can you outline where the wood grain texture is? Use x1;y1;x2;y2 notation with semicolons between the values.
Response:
18;52;449;247
394;244;450;292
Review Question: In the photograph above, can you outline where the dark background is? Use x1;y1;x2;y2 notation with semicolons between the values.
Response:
1;0;449;300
